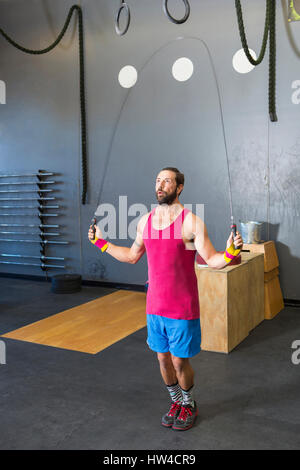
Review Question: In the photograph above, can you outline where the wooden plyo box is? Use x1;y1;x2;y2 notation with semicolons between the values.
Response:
195;253;264;354
242;241;284;319
264;268;284;320
241;252;264;330
242;241;279;272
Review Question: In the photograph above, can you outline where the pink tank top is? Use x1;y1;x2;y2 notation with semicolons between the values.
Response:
143;207;200;320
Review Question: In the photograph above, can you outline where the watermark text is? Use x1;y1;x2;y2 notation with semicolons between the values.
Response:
94;197;204;242
0;340;6;365
291;340;300;365
0;80;6;104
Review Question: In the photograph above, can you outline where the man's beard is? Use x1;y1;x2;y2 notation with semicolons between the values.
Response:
156;188;178;205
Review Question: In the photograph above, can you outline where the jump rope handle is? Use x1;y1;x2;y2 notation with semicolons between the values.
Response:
231;223;237;249
91;217;97;241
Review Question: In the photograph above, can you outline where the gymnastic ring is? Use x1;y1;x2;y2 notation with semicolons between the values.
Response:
163;0;190;25
115;1;131;36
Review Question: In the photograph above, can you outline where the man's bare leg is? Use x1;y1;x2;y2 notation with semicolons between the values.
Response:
170;354;198;430
170;355;194;391
157;352;177;385
158;352;183;427
157;353;194;390
158;352;198;429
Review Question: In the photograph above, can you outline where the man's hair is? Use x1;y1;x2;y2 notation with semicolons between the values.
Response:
161;167;184;188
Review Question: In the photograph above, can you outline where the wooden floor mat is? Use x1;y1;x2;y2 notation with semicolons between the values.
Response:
2;291;147;354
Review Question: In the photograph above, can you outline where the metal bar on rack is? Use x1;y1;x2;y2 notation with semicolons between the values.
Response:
0;206;59;209
0;224;59;228
1;225;60;229
0;189;53;193
0;253;65;261
0;181;55;185
39;232;60;236
0;173;54;178
0;181;56;186
0;261;65;268
0;197;55;201
0;232;60;236
38;213;58;217
0;239;68;244
0;213;58;217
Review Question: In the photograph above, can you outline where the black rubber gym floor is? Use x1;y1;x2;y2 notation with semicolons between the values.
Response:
0;277;299;450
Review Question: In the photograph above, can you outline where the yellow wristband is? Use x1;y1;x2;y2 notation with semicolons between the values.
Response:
223;242;241;263
90;236;108;252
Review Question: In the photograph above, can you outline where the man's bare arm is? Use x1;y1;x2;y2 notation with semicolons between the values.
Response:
106;219;145;264
95;214;147;264
187;213;228;269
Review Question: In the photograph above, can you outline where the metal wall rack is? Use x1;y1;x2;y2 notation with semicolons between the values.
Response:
0;170;69;276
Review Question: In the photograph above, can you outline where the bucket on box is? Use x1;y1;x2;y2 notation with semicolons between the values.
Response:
240;221;263;244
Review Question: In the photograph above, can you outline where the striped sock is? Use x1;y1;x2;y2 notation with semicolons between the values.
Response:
166;382;182;403
181;385;195;408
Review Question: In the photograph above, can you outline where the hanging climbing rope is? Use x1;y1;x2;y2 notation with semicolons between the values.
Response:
0;5;88;204
235;0;277;122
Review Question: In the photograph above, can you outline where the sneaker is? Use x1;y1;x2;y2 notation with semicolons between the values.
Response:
161;401;182;428
172;402;198;431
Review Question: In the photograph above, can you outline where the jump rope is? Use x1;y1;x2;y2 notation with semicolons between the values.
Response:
90;31;238;246
0;1;276;249
91;0;278;251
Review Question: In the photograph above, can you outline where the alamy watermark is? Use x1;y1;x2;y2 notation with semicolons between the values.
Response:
0;340;6;365
94;197;205;242
0;80;6;104
291;80;300;104
291;340;300;365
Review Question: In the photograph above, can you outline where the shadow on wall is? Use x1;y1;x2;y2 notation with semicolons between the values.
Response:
239;223;300;300
276;241;300;282
87;258;107;280
265;222;280;241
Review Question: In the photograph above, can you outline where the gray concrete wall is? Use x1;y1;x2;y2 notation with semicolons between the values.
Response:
0;0;300;299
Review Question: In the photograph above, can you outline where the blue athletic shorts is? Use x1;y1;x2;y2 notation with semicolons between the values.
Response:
146;314;201;358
